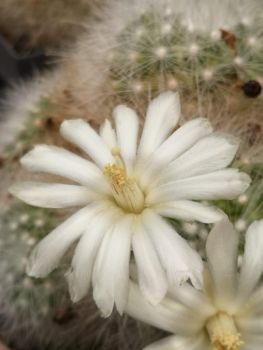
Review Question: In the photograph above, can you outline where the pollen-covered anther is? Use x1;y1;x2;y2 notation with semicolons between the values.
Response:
104;164;126;188
111;147;121;157
212;334;243;350
206;313;243;350
104;164;145;213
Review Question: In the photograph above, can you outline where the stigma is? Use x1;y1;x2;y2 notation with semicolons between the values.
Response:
104;163;145;214
206;313;243;350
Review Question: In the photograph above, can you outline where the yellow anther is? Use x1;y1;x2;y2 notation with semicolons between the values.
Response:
111;147;125;167
111;147;121;156
212;334;242;350
104;164;126;188
103;164;145;214
207;313;243;350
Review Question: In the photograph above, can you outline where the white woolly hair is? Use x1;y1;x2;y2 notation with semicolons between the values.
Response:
1;0;263;161
0;72;58;153
0;296;161;350
169;0;262;32
34;0;259;161
0;0;101;51
52;0;263;109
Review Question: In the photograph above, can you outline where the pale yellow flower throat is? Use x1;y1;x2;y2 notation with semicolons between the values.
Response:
104;149;145;214
206;313;243;350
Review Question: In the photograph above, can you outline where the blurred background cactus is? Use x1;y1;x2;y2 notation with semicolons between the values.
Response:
1;0;263;156
48;0;263;160
108;3;263;99
0;0;100;53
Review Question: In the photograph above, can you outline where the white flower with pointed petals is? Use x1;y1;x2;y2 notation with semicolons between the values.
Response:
126;219;263;350
10;92;250;317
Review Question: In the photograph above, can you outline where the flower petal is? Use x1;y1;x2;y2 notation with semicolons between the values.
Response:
237;316;263;335
206;219;239;310
155;201;225;224
143;333;210;350
238;220;263;303
20;145;107;192
125;281;203;335
160;133;239;182
113;105;139;170
66;207;119;302
10;181;97;208
241;284;263;316
147;169;251;203
241;334;263;350
137;118;213;189
138;92;180;158
132;221;167;305
27;205;101;278
241;344;262;350
168;284;215;318
142;209;203;289
99;119;117;149
151;118;213;167
60;119;114;168
92;215;133;317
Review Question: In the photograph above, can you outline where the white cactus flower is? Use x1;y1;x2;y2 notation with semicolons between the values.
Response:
10;92;250;316
126;219;263;350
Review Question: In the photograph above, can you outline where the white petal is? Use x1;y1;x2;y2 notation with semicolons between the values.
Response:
60;119;114;168
66;208;119;302
126;282;203;335
244;345;263;350
132;221;168;305
242;334;263;350
137;118;213;189
160;133;239;182
151;118;213;167
10;182;97;208
113;105;139;170
27;205;101;278
242;285;263;316
143;333;210;350
21;145;107;192
155;201;225;224
206;219;239;310
168;284;215;318
238;220;263;303
93;215;133;317
241;344;262;350
147;169;251;203
237;316;263;335
143;336;179;350
99;119;117;149
241;345;262;350
138;92;180;158
142;209;203;289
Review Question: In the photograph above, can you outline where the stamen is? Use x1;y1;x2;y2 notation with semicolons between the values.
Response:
104;164;126;188
104;164;145;213
206;313;243;350
111;147;121;157
110;147;125;167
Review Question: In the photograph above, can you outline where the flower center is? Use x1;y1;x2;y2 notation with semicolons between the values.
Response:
104;163;145;214
206;312;243;350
